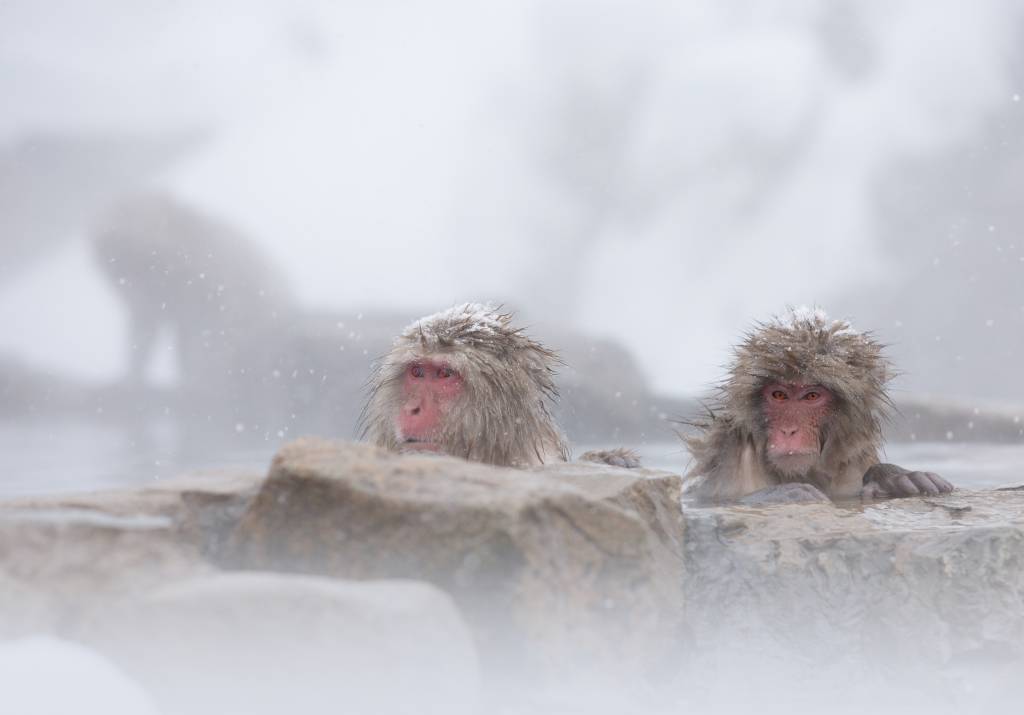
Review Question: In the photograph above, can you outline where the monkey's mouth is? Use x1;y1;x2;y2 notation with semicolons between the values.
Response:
401;438;441;453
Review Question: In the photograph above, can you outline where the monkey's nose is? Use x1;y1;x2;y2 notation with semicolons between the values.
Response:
780;426;799;437
403;397;424;416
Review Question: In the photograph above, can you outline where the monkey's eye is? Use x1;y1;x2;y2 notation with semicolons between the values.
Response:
803;391;821;401
410;365;425;378
771;390;788;401
437;366;454;379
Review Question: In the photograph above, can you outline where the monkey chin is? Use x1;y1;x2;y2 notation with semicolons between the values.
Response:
766;450;820;477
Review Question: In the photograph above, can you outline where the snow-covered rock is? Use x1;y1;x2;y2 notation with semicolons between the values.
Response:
79;572;479;715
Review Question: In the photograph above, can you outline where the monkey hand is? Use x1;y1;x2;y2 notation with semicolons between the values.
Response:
862;463;954;499
579;448;642;469
737;483;830;505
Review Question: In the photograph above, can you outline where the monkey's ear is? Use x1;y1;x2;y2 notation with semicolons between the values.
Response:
578;448;642;469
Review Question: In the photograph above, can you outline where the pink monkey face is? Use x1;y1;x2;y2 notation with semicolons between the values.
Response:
761;382;834;473
395;360;464;451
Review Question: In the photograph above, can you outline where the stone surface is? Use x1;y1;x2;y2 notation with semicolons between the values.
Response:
77;572;479;715
5;437;1024;712
227;439;687;681
0;469;263;635
680;490;1024;673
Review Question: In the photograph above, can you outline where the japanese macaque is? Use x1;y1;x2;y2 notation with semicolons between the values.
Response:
361;303;640;469
685;308;953;503
92;193;291;393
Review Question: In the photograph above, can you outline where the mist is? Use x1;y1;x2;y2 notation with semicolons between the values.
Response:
2;1;1024;713
3;0;1022;395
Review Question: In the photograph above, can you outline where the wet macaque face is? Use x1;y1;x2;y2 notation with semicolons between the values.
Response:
761;382;833;474
395;359;464;452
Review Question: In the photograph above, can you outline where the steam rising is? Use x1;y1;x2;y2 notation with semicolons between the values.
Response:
1;3;1023;712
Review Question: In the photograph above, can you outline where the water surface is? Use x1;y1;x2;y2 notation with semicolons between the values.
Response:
1;418;1020;497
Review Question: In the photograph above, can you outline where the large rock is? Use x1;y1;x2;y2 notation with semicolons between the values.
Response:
0;469;263;635
76;572;479;715
7;436;1024;711
226;439;687;683
677;490;1024;710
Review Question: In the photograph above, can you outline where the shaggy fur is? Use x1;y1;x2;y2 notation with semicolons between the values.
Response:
360;304;570;467
685;308;893;500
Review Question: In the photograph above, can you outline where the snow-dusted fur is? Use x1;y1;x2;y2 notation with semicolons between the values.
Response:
685;308;893;500
361;304;570;467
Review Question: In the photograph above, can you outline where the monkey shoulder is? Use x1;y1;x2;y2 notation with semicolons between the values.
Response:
684;422;773;501
684;413;738;458
685;416;751;474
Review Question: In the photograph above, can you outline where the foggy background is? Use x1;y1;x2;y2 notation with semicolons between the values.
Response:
3;0;1024;494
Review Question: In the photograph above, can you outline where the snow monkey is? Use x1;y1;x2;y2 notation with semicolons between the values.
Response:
92;192;292;390
685;308;954;503
361;303;640;469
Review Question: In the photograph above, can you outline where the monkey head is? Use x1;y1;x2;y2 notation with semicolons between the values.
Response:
361;303;569;467
724;307;892;479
